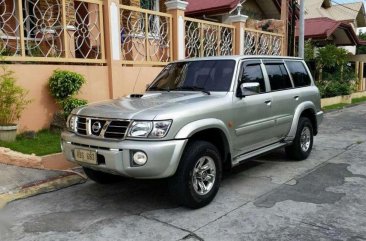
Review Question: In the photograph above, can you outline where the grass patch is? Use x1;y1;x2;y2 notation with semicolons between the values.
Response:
352;96;366;104
0;129;61;156
322;103;348;111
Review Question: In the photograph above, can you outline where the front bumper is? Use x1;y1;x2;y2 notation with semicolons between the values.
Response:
316;110;324;126
61;132;187;179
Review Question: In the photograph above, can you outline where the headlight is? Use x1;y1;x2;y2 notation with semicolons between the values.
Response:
150;121;172;138
128;121;153;137
66;115;77;132
127;120;172;138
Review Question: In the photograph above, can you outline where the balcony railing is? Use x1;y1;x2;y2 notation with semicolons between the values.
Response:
184;17;235;58
0;0;105;63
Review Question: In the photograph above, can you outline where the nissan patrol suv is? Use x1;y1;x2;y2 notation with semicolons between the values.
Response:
61;56;323;208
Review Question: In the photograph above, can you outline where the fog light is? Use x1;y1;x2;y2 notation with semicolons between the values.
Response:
132;151;148;166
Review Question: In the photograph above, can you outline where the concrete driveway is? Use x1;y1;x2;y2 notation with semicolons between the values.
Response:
1;103;366;241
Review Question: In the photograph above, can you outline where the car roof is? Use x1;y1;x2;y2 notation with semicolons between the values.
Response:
174;55;303;62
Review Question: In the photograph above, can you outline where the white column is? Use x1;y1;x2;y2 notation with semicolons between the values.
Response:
228;15;248;56
166;0;189;60
110;2;121;61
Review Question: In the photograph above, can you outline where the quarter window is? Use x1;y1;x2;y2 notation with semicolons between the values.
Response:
286;61;311;87
265;63;293;91
240;61;266;93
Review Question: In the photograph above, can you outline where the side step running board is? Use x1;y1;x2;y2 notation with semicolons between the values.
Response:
232;142;287;166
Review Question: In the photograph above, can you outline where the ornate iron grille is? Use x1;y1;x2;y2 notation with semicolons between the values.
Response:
120;4;172;64
0;0;104;60
184;18;234;58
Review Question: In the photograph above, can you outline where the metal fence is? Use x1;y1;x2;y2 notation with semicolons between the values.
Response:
0;1;284;64
184;17;235;58
243;28;284;56
0;0;105;63
120;4;172;65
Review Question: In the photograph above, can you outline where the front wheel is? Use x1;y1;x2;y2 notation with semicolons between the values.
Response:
285;117;314;160
168;140;222;209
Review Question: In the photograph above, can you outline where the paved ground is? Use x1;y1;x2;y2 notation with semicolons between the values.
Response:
0;164;68;195
1;103;366;241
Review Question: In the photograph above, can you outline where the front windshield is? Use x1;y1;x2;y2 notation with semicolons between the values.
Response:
148;60;236;92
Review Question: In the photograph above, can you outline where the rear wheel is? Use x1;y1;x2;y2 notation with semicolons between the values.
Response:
285;117;314;160
83;167;123;184
168;140;222;209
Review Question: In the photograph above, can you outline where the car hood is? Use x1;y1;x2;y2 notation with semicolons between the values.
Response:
73;91;227;120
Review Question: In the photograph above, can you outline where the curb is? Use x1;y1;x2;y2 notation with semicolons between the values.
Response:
323;101;366;113
0;173;86;208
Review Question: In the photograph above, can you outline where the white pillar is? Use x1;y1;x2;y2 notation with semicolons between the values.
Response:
110;2;121;61
166;0;189;60
228;15;248;55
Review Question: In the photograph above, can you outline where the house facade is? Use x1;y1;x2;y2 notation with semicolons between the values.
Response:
298;0;366;92
301;0;366;51
0;0;292;131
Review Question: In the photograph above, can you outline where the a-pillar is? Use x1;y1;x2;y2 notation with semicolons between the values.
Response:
228;15;248;55
165;0;188;60
104;0;122;99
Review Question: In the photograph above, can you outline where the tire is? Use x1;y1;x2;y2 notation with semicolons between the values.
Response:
168;140;222;209
83;167;123;184
285;117;314;160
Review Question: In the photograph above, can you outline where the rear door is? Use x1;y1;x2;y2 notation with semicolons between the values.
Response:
232;60;275;156
263;60;298;139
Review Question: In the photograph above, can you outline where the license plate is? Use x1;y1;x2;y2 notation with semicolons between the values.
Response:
74;149;97;165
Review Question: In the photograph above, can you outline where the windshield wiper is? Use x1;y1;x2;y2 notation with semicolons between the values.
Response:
174;86;211;95
148;86;171;92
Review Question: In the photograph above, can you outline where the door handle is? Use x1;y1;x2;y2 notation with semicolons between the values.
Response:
294;96;300;101
264;100;272;106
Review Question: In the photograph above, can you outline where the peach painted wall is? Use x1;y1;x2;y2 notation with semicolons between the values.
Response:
9;64;162;131
112;66;163;98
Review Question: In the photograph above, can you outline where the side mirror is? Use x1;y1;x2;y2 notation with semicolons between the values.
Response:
239;82;260;97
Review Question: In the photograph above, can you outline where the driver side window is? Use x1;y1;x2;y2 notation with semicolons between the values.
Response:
240;61;266;93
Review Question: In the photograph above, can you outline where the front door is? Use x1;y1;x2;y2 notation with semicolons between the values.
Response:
232;60;275;157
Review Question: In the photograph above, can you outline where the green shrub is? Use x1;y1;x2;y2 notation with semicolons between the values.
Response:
49;70;86;101
316;45;349;71
0;65;31;125
48;70;87;121
62;98;88;117
304;40;315;62
317;80;353;98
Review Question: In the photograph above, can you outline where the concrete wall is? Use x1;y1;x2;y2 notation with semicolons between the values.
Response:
111;66;163;98
10;64;162;131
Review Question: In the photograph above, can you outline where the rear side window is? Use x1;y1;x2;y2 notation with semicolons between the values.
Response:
264;63;293;91
240;61;266;93
286;61;311;87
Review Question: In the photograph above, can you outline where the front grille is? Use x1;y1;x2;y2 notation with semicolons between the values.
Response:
105;120;130;139
76;117;87;135
75;117;130;140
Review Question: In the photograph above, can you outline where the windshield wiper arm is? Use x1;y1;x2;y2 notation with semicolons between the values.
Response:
175;86;211;95
148;86;171;92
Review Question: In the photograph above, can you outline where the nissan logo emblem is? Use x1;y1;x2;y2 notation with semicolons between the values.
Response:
92;121;102;133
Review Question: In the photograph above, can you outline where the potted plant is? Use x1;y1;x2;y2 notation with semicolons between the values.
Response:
0;62;31;141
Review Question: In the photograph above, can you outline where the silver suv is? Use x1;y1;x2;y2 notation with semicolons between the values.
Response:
61;56;323;208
